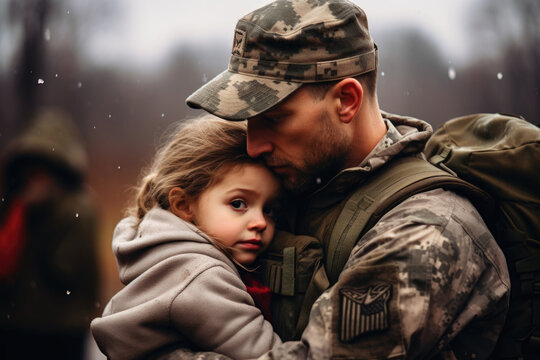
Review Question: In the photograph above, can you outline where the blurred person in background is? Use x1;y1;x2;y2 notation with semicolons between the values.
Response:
0;108;100;360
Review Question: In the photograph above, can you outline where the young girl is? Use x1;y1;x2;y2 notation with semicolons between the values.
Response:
91;116;282;360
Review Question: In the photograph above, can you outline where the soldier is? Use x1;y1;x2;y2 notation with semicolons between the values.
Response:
180;0;510;358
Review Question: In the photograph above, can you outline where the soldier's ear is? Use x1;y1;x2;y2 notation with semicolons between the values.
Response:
169;187;194;222
334;78;363;124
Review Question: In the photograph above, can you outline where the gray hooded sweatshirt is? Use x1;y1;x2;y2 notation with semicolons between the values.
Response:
91;207;281;359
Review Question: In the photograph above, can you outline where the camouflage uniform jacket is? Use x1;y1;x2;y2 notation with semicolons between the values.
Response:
152;113;510;360
259;112;511;359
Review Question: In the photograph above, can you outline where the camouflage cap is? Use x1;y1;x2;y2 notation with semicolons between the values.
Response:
186;0;377;120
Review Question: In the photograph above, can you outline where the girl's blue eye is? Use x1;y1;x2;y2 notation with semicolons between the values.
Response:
230;199;247;210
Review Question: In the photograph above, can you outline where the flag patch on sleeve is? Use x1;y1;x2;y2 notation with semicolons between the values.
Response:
340;283;391;342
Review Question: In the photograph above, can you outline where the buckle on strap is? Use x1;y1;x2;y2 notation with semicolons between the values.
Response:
266;247;296;296
428;144;452;165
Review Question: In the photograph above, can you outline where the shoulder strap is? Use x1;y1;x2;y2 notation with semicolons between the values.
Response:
326;156;489;284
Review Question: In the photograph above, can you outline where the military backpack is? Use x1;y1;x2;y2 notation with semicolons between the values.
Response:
262;113;540;359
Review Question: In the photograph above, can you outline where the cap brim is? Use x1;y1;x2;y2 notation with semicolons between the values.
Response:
186;70;302;121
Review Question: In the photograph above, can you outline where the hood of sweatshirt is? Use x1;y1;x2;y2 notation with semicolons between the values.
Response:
112;207;235;285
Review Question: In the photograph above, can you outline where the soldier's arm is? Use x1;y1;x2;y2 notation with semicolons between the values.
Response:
258;189;509;359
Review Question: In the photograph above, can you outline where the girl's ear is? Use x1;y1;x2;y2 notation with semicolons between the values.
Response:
169;187;194;222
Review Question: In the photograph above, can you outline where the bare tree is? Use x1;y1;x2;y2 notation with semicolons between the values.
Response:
9;0;50;127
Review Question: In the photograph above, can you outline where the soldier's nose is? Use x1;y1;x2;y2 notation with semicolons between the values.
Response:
247;119;273;158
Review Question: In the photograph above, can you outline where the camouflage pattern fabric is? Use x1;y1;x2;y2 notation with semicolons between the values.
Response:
149;348;232;360
186;0;377;120
255;113;510;359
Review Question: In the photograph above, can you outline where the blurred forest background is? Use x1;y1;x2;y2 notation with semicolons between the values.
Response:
0;0;539;328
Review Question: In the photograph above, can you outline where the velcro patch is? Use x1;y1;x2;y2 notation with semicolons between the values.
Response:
331;265;404;358
232;29;247;57
340;283;391;342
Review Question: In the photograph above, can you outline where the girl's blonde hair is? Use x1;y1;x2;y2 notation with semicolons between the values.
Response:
128;115;257;220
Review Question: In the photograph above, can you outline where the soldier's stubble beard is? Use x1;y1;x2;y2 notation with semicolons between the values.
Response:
273;109;350;195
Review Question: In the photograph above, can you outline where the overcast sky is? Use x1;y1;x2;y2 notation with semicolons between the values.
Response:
0;0;487;73
83;0;479;68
